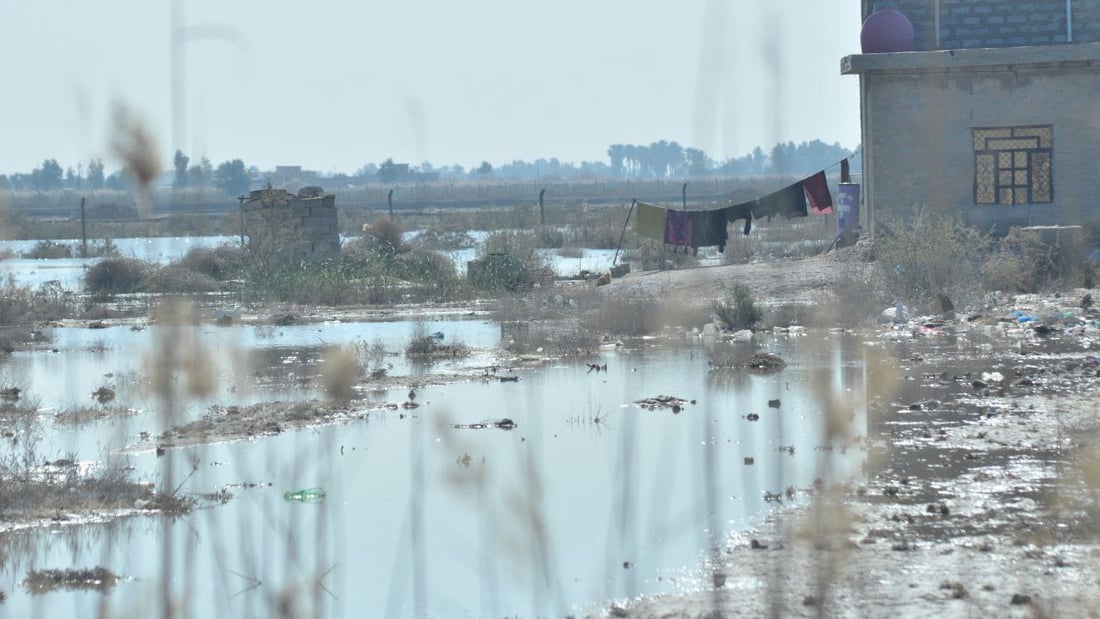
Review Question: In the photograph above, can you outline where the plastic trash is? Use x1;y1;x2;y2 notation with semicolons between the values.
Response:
284;488;326;503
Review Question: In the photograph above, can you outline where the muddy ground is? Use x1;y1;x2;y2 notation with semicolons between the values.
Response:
602;256;1100;617
8;246;1100;617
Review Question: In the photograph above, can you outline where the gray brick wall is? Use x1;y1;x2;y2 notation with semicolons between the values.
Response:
241;193;340;266
865;0;1100;50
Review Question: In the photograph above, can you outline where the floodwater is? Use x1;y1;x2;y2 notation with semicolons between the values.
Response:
0;235;619;290
0;323;870;618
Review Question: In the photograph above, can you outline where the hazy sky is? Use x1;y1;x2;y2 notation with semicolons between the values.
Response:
0;0;863;175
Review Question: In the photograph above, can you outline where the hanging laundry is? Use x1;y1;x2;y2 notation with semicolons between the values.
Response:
634;201;667;241
689;208;730;252
802;171;834;214
752;182;807;220
664;209;693;248
841;158;851;184
727;202;754;236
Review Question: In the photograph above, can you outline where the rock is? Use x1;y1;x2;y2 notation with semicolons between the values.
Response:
1081;293;1093;309
1010;594;1032;605
767;399;781;408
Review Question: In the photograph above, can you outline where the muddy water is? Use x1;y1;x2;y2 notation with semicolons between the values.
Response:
0;329;869;618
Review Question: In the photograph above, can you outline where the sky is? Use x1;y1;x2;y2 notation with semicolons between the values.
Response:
0;0;864;176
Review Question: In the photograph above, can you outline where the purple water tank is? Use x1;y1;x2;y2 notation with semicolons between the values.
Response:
860;8;914;53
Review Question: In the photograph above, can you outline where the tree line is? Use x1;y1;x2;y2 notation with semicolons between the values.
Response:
0;139;859;195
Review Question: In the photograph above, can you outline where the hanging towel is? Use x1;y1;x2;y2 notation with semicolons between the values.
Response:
752;182;807;220
727;202;754;236
841;158;851;184
664;209;693;248
803;171;834;214
634;201;667;241
689;208;730;252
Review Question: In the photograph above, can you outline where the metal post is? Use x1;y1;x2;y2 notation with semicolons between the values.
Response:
934;0;941;48
681;182;687;209
538;188;546;225
388;189;394;220
80;197;87;257
612;199;636;266
1067;0;1074;43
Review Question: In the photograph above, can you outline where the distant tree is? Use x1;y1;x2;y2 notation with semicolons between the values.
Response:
65;166;80;188
189;157;212;187
32;159;63;191
173;149;190;188
213;159;250;196
356;163;378;178
685;147;709;176
87;158;105;189
105;170;128;190
476;161;492;175
607;144;625;177
378;158;399;183
0;175;9;189
447;164;465;177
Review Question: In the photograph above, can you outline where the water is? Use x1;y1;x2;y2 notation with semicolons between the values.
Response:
0;235;619;290
0;325;869;618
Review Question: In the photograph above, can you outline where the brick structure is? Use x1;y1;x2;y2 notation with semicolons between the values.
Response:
844;2;1100;235
240;186;340;266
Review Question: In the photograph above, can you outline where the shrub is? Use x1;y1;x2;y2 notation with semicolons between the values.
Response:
626;238;699;271
714;283;763;330
981;227;1088;293
146;266;218;294
84;258;151;295
874;208;991;305
22;240;73;259
175;245;246;281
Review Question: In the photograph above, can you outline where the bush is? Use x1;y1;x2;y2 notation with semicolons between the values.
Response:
84;258;151;295
981;227;1088;293
874;208;991;305
22;240;73;259
714;283;763;330
175;245;246;281
146;266;218;294
626;238;699;271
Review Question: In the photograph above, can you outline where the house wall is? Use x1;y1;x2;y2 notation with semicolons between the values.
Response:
864;0;1100;50
242;195;340;265
859;58;1100;233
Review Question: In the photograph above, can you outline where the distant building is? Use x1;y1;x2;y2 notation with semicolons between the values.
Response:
377;161;440;184
267;165;319;188
843;1;1100;234
239;186;339;265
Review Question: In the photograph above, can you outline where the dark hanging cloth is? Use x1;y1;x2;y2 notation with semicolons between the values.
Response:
803;171;833;214
689;208;730;252
664;209;692;248
841;158;851;184
727;202;754;236
752;182;807;220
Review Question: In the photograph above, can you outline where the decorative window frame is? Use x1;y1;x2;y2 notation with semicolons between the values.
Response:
973;125;1053;205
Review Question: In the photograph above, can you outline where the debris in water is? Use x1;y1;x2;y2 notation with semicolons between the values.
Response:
767;399;781;408
633;395;690;411
739;353;787;373
0;387;20;401
284;488;326;503
24;567;119;594
92;386;116;404
452;418;516;431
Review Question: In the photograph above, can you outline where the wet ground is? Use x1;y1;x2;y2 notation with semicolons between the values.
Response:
622;300;1100;618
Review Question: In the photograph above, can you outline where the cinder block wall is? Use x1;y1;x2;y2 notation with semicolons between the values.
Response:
865;1;1100;50
242;194;340;266
861;60;1100;235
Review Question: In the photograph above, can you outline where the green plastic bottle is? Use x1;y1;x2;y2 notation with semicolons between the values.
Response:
283;488;326;503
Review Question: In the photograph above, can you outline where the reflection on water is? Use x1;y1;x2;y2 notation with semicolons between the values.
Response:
0;327;870;618
0;235;621;290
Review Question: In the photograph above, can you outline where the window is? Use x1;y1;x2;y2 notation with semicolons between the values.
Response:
973;125;1053;205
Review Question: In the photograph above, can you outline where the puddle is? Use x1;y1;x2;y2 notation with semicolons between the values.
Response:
0;329;870;617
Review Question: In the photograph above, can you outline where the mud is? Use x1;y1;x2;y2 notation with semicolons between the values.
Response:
614;298;1100;618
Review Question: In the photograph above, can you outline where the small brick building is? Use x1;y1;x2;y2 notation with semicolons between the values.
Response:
240;186;340;266
843;1;1100;235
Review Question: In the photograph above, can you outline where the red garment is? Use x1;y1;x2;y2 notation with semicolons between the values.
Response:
803;171;833;214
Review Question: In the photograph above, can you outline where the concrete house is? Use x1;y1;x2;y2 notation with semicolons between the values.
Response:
842;1;1100;235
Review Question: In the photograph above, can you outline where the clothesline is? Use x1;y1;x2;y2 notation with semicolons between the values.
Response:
627;151;860;255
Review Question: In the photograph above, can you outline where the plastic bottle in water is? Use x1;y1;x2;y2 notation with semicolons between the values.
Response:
284;488;326;503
